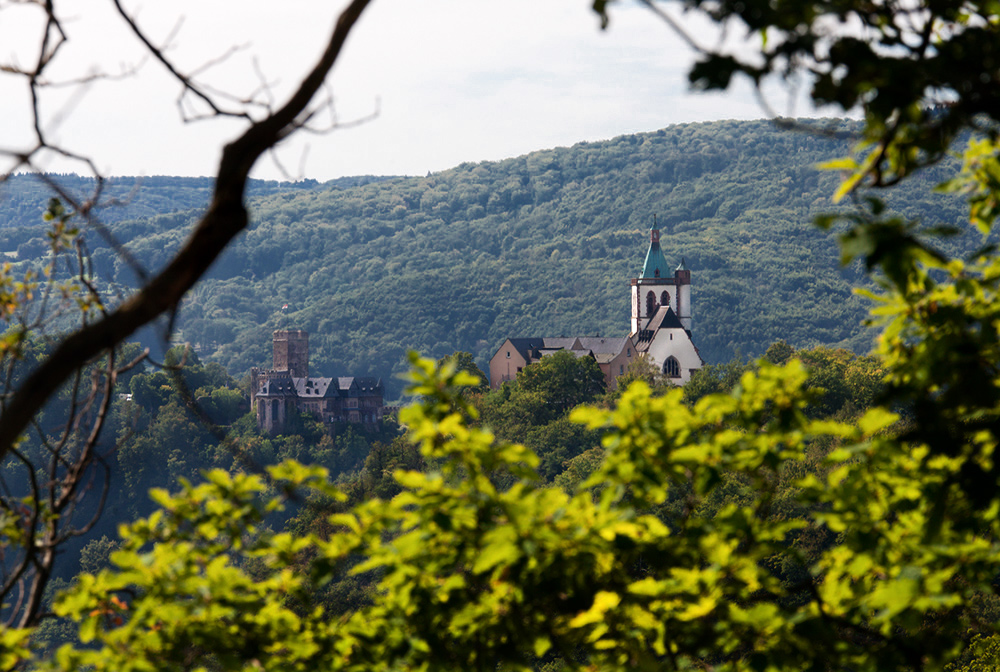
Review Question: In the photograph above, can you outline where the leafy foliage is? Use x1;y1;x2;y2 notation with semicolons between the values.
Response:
27;337;999;671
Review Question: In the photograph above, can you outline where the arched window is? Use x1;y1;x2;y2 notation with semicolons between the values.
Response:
661;291;670;307
646;291;656;316
663;356;681;378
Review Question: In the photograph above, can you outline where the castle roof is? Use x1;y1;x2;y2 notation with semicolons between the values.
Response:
257;374;384;399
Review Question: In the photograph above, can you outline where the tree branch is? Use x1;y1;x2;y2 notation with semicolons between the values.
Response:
0;0;374;461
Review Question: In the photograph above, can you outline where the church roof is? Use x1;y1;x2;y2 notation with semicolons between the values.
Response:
633;306;686;351
641;238;671;279
646;306;685;331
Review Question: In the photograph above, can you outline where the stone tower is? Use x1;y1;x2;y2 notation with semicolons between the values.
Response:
272;329;309;378
630;223;692;334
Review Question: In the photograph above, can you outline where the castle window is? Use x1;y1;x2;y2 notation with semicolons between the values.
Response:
663;356;681;378
646;291;656;316
661;291;670;307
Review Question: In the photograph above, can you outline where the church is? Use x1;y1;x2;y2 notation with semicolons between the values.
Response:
629;224;703;383
488;222;703;388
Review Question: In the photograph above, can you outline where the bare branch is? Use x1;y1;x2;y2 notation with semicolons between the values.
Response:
0;0;374;465
109;0;248;120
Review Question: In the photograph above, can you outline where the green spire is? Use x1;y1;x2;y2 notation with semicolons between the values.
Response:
640;221;670;279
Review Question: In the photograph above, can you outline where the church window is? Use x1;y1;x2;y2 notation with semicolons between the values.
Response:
646;291;656;316
663;356;681;378
661;291;670;307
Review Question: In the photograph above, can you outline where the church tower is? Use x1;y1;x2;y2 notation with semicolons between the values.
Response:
630;222;692;334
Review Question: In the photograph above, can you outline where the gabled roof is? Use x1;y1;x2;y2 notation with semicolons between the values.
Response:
501;337;583;362
502;338;547;361
497;335;630;368
633;306;686;351
335;376;384;396
645;306;685;331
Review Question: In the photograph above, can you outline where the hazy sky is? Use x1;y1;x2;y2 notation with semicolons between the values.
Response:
0;0;838;181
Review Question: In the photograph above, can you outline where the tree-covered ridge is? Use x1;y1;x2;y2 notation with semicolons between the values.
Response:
0;119;973;397
0;174;396;231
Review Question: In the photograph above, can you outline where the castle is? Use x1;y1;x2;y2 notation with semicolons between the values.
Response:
489;223;702;388
250;330;385;434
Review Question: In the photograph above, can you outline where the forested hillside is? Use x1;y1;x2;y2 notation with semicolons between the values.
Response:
0;173;392;230
0;119;972;397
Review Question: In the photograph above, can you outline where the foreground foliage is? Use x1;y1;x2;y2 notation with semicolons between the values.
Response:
10;324;991;671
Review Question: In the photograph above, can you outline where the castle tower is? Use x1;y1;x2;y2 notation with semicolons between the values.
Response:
630;222;692;333
273;329;309;378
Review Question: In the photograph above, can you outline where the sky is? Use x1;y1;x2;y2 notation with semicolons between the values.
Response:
0;0;838;182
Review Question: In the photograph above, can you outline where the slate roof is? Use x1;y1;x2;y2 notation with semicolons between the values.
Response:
499;335;629;366
633;306;686;351
576;336;630;354
257;376;297;397
258;375;384;399
632;306;704;364
295;377;333;397
504;337;583;361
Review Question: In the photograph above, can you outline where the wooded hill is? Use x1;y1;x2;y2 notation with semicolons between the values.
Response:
0;119;975;398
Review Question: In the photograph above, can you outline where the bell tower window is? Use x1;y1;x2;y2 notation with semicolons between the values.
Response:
645;291;656;316
661;291;670;307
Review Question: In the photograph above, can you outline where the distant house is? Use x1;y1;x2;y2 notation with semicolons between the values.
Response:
250;330;384;434
489;220;703;388
489;336;634;391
